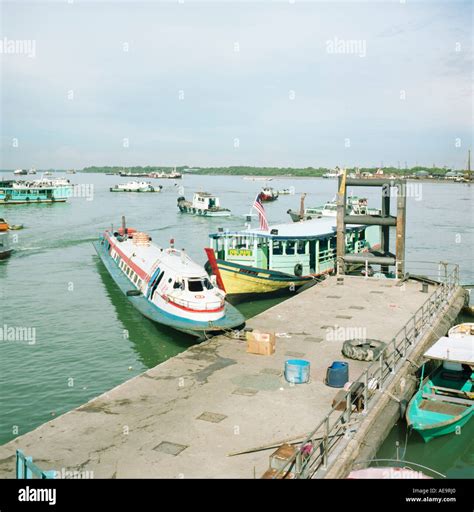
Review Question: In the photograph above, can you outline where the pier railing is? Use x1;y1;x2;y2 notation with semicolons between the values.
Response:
271;262;460;479
16;449;56;479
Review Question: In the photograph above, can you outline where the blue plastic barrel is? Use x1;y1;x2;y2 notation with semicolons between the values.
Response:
326;361;349;388
284;359;310;384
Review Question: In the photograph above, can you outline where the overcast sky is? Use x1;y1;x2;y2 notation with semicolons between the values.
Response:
1;1;472;169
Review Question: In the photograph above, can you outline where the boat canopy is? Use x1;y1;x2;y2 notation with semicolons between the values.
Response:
210;218;363;241
423;336;474;365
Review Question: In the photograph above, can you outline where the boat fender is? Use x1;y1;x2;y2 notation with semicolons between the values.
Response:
294;263;303;277
126;290;142;296
399;399;408;419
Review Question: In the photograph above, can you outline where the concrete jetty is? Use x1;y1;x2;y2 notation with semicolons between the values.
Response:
0;271;466;479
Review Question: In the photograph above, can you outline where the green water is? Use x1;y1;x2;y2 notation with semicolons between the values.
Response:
0;173;472;477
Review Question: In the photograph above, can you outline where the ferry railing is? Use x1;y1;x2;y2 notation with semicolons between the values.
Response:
271;262;460;479
16;449;56;479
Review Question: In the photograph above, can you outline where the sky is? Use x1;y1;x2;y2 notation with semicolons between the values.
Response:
0;0;472;169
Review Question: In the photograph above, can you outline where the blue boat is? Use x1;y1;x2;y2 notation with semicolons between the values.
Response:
406;336;474;442
93;223;245;338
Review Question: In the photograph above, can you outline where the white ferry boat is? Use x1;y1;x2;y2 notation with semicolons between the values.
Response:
177;192;231;217
93;222;245;337
110;181;162;193
288;194;381;222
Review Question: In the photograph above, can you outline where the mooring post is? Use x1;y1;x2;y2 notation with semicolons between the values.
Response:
336;173;346;275
396;183;406;278
381;187;391;274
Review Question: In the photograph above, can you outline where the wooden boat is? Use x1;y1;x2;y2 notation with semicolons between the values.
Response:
288;194;381;222
177;192;231;217
206;217;381;300
110;181;162;193
406;336;474;443
260;187;278;202
93;220;245;337
0;218;23;231
0;180;68;204
448;323;474;338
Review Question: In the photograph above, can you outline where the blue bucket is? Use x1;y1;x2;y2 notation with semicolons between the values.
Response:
326;361;349;388
285;359;310;384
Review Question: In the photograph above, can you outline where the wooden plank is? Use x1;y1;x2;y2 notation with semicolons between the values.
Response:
422;393;473;406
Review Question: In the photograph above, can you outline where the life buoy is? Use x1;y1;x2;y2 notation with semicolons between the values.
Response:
294;263;303;277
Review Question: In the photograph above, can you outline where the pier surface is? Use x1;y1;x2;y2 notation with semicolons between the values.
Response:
0;276;461;478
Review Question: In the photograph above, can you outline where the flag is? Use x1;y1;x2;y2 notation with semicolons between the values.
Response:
253;193;269;231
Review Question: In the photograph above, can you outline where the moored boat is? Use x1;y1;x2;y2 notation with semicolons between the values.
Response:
448;323;474;338
110;181;162;193
406;336;474;442
260;187;278;202
177;192;231;217
288;194;381;222
0;221;13;259
93;220;245;337
14;169;27;176
206;217;380;301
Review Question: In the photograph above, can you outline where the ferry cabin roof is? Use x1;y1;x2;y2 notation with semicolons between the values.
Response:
210;218;364;241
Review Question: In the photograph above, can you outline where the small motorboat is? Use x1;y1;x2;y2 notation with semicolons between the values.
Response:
93;219;245;337
110;181;162;193
177;192;231;217
406;336;474;442
448;323;474;338
260;187;278;202
277;187;295;195
0;218;9;231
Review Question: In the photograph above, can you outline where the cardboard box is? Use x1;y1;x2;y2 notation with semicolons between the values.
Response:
246;330;276;356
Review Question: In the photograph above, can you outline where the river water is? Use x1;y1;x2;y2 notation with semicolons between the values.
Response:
0;173;472;476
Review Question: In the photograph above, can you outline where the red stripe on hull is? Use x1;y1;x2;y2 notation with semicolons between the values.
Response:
161;295;224;314
105;234;148;281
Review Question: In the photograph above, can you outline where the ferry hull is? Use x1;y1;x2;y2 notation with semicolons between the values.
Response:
93;241;245;338
215;260;313;300
178;205;230;217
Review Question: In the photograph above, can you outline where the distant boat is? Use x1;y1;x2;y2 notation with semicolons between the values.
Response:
110;181;162;193
149;169;182;179
177;192;231;217
14;169;27;176
93;220;245;337
43;171;53;177
288;194;381;222
322;170;342;179
406;336;474;443
260;187;279;202
277;187;295;195
28;168;37;175
66;169;76;174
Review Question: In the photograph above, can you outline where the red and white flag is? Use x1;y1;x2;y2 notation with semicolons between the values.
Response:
253;193;269;231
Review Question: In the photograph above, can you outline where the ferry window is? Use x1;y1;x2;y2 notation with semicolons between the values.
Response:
297;241;306;254
188;279;204;292
272;240;283;255
168;277;173;283
173;280;183;289
286;241;295;255
203;278;213;290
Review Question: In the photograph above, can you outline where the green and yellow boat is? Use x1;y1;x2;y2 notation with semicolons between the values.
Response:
206;217;380;301
406;336;474;443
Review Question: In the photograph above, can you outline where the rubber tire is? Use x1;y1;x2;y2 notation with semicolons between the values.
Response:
294;263;303;277
342;338;386;362
126;290;142;296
